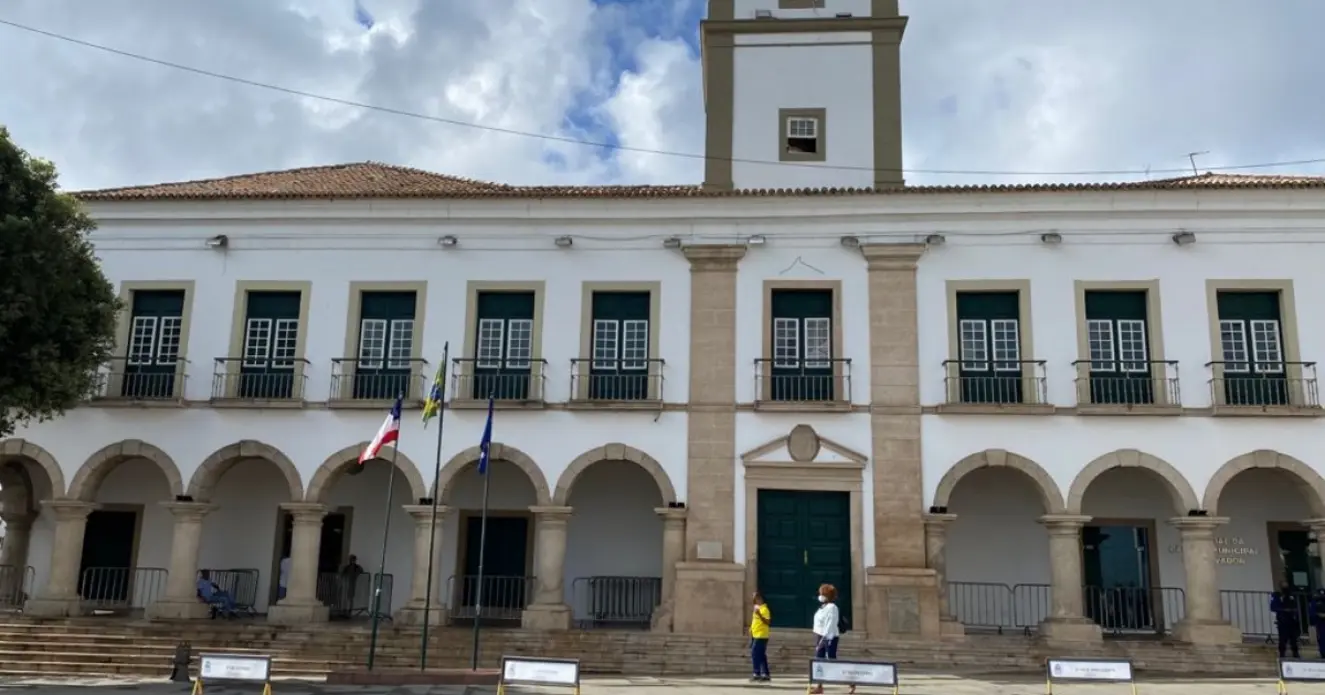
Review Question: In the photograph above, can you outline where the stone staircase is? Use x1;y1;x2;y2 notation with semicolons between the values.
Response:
0;618;1284;680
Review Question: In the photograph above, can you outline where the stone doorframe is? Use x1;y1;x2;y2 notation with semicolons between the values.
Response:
742;458;868;631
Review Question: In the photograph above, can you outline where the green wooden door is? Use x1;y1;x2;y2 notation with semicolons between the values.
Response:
123;289;185;398
955;292;1022;403
1084;291;1153;404
590;291;650;400
756;490;851;629
474;292;536;400
241;291;302;399
770;290;834;401
1216;291;1287;405
355;291;417;399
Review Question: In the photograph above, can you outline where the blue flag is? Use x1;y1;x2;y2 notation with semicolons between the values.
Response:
354;0;375;29
477;396;494;475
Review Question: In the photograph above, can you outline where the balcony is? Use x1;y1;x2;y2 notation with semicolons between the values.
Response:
568;358;665;409
328;358;428;408
87;357;187;406
1071;360;1181;414
450;358;548;409
210;357;310;407
753;358;851;411
938;359;1051;414
1206;361;1322;416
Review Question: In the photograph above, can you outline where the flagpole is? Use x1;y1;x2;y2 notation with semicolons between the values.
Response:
419;342;450;670
367;396;403;671
470;396;494;671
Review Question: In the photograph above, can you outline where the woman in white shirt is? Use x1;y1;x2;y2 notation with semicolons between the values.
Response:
811;583;852;694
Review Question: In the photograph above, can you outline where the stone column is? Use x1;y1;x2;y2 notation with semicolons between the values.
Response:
394;504;450;626
651;507;687;632
25;500;96;617
523;506;573;629
859;243;941;641
147;501;215;620
924;513;964;638
674;244;748;635
268;503;330;625
1037;514;1101;643
1169;516;1241;645
0;513;34;606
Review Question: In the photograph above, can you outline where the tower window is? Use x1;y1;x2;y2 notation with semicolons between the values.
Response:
779;108;827;162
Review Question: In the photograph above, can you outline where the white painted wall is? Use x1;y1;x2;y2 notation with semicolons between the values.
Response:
731;35;874;190
732;0;876;20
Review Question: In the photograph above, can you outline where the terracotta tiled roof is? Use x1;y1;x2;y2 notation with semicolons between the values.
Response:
73;165;1325;202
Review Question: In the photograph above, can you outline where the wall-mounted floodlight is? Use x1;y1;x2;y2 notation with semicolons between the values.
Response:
839;235;860;248
438;235;458;248
555;236;574;248
1040;232;1063;245
924;233;946;246
205;234;229;249
746;235;766;246
1171;231;1196;246
663;237;682;249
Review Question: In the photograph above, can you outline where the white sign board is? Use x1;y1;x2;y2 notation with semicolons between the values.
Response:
1047;658;1133;682
198;654;271;683
1281;659;1325;681
501;657;580;687
809;659;898;686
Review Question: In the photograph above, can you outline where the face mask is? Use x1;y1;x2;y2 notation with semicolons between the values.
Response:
818;595;827;603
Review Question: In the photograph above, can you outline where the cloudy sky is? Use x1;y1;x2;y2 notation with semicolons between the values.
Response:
1;0;1322;191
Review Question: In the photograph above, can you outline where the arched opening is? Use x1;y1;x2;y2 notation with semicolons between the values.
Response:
191;441;305;614
938;450;1061;634
67;440;184;614
305;443;427;620
556;445;675;630
0;439;63;609
438;444;549;625
1069;449;1198;635
1205;450;1325;640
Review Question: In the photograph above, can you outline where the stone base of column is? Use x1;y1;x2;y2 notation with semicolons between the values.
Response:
1173;618;1241;646
146;599;212;621
863;567;941;640
521;603;571;630
267;600;330;625
650;598;675;633
394;602;446;627
671;562;745;635
939;616;967;640
1038;617;1103;644
23;596;82;618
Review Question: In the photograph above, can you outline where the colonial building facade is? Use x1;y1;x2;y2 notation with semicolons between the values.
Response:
2;0;1325;648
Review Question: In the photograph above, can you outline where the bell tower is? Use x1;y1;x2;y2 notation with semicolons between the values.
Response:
701;0;907;190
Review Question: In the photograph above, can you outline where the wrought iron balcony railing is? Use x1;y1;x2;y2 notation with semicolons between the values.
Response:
754;358;851;405
329;358;429;403
1071;360;1181;407
942;359;1048;406
89;357;188;401
569;358;664;402
451;358;548;403
1206;360;1319;408
211;357;311;401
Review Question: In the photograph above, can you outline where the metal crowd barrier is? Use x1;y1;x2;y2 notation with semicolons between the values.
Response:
446;574;534;624
200;568;260;615
79;566;168;613
948;582;1186;635
316;572;393;620
1221;589;1315;643
570;575;661;629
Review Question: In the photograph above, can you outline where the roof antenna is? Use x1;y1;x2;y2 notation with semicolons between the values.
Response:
1186;151;1209;176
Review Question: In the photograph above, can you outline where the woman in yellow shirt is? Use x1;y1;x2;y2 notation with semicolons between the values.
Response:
749;592;772;682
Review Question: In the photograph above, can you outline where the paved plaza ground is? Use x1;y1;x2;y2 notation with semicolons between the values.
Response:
0;673;1300;694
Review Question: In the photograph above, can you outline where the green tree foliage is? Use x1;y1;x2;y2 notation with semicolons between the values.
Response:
0;126;119;438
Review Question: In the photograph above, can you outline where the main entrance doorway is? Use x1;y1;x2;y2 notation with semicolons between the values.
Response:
78;508;139;604
1082;521;1161;632
755;489;851;629
456;514;531;623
